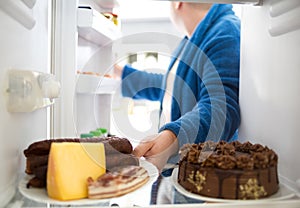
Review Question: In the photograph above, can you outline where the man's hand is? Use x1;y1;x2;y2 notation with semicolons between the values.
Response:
133;130;178;172
113;64;124;79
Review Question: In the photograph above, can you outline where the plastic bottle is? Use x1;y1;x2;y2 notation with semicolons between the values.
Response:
5;69;60;112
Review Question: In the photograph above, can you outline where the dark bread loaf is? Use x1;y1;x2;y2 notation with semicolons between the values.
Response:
25;155;48;174
24;136;133;157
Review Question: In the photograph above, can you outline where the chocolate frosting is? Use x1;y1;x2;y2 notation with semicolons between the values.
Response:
179;141;278;170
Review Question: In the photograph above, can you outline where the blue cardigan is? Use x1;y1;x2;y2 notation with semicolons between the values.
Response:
121;4;240;164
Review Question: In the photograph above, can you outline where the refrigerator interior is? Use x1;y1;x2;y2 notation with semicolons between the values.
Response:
1;0;300;207
75;0;120;137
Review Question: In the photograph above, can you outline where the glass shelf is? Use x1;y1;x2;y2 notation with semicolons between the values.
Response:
76;74;120;94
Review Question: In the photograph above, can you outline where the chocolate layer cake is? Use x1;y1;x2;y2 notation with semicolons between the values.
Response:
177;141;279;200
23;136;139;188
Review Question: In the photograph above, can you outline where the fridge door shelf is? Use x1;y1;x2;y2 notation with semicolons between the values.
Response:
76;74;120;94
4;69;61;113
77;6;121;46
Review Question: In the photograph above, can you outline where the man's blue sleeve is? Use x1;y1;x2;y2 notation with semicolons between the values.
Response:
121;65;164;101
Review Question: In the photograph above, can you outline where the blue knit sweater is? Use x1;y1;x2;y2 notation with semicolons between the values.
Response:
121;4;240;164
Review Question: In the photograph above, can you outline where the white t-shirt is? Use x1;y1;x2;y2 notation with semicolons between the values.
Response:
160;60;179;127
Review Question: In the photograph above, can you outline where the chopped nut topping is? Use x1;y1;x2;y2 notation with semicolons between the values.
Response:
239;178;267;199
187;170;207;193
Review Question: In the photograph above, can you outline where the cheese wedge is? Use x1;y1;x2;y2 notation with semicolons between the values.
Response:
47;142;106;201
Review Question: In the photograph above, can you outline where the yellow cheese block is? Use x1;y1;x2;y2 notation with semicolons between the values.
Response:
47;142;106;201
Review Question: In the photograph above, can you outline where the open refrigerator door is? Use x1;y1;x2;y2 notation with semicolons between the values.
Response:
0;0;53;206
1;0;300;207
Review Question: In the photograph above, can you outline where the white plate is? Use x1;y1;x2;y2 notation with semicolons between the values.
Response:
171;168;295;203
18;159;158;206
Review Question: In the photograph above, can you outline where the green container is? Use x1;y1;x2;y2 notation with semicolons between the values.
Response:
90;130;102;137
97;128;107;135
80;133;94;138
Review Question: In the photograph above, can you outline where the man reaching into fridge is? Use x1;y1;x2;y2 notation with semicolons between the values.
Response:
114;2;240;204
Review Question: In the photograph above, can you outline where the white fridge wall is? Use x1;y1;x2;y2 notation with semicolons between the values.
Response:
0;0;49;206
239;0;300;191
